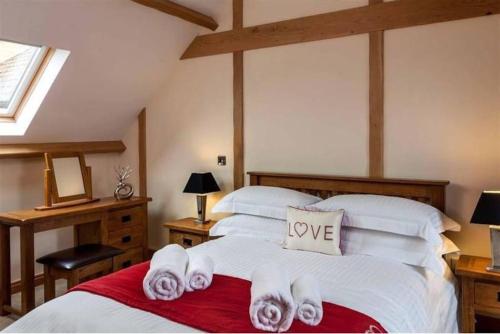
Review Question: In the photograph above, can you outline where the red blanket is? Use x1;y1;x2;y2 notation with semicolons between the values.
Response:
71;262;386;333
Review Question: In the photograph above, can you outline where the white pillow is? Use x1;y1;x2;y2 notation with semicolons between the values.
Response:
212;186;321;220
309;194;461;245
341;227;460;275
209;214;286;244
284;207;343;256
210;214;460;275
441;234;460;254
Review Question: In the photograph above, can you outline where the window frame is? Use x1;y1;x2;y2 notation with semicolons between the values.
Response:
0;40;50;121
0;45;70;136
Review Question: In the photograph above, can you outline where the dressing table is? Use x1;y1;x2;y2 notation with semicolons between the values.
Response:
0;196;151;315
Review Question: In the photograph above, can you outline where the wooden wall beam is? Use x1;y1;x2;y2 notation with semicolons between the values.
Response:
138;108;147;197
131;0;218;31
233;0;244;190
233;0;243;28
369;0;384;178
181;0;500;59
0;141;126;159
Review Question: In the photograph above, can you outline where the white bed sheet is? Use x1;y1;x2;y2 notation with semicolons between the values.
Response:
5;236;458;333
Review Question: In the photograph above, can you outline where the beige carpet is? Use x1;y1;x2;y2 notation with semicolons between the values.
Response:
0;280;67;331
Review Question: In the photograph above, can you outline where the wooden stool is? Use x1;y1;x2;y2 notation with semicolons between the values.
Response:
37;244;124;302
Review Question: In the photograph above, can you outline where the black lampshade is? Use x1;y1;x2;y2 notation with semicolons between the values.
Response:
183;172;220;194
471;191;500;225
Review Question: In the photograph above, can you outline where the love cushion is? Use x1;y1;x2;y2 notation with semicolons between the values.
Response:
284;207;344;255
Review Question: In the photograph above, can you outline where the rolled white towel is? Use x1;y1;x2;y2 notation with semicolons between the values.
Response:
185;255;214;292
291;274;323;326
249;263;295;333
143;244;188;301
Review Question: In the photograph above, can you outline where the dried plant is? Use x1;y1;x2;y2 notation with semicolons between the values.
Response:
114;166;133;183
114;166;134;200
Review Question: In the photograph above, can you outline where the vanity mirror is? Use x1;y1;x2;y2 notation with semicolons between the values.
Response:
36;152;97;210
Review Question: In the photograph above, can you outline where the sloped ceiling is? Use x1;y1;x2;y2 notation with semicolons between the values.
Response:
0;0;228;143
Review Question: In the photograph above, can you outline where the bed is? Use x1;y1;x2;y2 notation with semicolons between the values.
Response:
4;172;458;333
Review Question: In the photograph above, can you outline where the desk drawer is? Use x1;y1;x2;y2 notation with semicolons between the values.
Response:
475;282;500;310
107;207;143;231
170;231;203;248
108;225;144;250
113;247;144;271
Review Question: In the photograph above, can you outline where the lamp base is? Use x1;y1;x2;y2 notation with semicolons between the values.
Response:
195;195;208;224
487;225;500;272
194;219;210;224
486;266;500;273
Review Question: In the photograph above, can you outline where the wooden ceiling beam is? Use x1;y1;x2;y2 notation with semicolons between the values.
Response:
132;0;218;31
181;0;500;59
0;141;126;159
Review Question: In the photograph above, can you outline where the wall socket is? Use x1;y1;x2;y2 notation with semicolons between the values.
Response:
217;155;226;166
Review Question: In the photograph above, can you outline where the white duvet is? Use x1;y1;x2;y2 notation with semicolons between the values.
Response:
5;236;458;333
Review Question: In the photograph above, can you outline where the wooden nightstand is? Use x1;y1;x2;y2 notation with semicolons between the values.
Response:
163;218;217;248
456;255;500;332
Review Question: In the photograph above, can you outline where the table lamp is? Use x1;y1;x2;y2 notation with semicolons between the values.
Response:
183;172;220;224
471;191;500;272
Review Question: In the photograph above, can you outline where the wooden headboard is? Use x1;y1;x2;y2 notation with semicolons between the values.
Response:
248;172;449;212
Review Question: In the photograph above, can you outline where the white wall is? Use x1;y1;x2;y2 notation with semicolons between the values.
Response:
244;0;369;176
385;17;500;256
143;2;500;256
146;54;233;249
0;0;199;142
244;35;369;176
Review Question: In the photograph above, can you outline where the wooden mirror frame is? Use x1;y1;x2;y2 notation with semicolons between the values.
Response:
39;152;94;210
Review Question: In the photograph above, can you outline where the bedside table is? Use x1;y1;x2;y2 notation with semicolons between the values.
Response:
456;255;500;332
163;218;217;248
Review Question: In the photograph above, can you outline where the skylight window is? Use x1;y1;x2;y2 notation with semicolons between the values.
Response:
0;39;69;135
0;40;47;117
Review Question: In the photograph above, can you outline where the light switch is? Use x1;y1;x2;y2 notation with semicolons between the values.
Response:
217;155;226;166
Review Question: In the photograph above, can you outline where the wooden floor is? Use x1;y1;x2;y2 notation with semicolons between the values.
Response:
0;280;67;330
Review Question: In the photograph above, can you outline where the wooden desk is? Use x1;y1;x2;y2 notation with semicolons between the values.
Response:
0;196;151;315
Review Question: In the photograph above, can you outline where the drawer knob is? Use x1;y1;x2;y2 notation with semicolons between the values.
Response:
183;238;192;247
121;215;132;223
122;235;132;243
122;260;132;268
